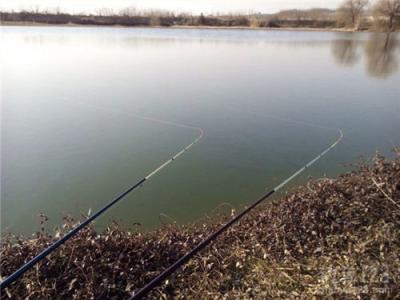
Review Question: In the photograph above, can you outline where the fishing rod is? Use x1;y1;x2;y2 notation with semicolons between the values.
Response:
1;98;343;293
0;109;204;290
130;126;343;299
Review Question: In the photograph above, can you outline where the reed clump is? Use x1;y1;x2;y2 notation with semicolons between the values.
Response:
1;152;399;299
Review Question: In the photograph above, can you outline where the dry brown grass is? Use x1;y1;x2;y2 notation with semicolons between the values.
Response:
1;152;399;299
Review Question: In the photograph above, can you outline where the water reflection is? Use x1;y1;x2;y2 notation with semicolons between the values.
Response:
365;33;398;79
332;33;399;78
2;27;400;234
332;39;360;66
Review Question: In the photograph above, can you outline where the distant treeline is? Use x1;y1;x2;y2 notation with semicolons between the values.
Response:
0;6;399;30
0;9;339;28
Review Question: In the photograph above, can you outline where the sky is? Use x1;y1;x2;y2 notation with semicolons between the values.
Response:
0;0;342;15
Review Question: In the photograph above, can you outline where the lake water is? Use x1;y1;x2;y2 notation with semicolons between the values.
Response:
1;26;399;235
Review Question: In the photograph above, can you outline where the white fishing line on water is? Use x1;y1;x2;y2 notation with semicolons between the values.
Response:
63;98;205;180
129;105;344;298
0;98;204;290
1;97;343;291
223;104;344;190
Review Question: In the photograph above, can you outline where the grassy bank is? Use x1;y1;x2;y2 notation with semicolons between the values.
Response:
1;152;399;298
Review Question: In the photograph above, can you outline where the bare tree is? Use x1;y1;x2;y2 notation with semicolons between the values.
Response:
95;8;115;17
119;7;138;17
337;0;369;28
374;0;400;30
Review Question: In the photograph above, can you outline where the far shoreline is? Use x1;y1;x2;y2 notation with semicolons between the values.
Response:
1;21;387;33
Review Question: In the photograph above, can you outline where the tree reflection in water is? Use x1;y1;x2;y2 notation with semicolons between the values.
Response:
365;33;398;79
332;38;360;66
332;33;399;78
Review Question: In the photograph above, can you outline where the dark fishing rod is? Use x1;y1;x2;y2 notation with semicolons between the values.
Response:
130;129;343;299
0;178;144;290
0;120;203;291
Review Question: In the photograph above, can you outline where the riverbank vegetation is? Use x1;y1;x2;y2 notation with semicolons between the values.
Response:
1;151;399;298
1;0;400;31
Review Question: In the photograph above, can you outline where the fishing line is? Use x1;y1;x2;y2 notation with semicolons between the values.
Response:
0;100;204;290
1;98;343;294
130;112;343;299
231;104;346;177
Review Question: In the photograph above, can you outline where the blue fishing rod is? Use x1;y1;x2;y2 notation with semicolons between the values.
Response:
0;116;204;290
129;125;343;299
1;98;343;295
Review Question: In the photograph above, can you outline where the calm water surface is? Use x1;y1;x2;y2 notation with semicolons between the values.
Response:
1;26;399;235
